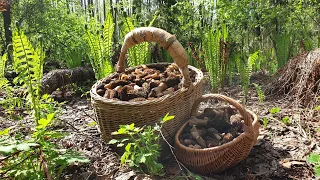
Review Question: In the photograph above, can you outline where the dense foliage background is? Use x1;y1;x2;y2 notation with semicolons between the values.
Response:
1;0;319;78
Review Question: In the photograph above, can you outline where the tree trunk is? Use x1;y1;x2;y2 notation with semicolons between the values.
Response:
2;0;12;55
40;66;95;95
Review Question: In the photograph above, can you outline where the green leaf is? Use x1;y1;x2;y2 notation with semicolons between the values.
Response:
281;116;290;124
16;143;39;151
140;155;146;163
125;143;132;152
121;138;129;142
161;113;175;123
315;106;320;111
194;174;204;180
315;166;320;177
269;107;280;114
44;131;65;139
121;151;130;164
0;145;17;155
54;152;90;165
129;123;135;130
108;139;118;144
263;117;268;129
117;143;125;147
88;121;97;127
36;118;51;129
307;153;320;164
0;128;10;136
47;113;55;121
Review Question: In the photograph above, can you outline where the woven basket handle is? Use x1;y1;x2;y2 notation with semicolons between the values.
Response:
116;27;192;88
191;94;254;132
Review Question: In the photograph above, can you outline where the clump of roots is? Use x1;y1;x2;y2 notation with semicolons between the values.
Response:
267;49;320;107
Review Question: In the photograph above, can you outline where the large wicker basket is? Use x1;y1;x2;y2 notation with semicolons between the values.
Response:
174;94;259;174
90;27;203;142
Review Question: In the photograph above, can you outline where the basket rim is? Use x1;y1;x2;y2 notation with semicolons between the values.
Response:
90;64;203;106
174;109;259;152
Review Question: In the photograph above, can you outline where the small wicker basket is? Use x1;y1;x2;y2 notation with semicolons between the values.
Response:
90;27;203;142
174;94;259;174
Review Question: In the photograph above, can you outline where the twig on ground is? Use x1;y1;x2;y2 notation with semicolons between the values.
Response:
81;109;97;123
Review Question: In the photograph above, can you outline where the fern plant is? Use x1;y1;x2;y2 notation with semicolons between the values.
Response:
122;17;150;67
274;31;290;69
203;28;221;91
239;51;259;103
86;12;114;79
0;55;23;119
12;30;45;122
253;83;265;103
0;54;16;117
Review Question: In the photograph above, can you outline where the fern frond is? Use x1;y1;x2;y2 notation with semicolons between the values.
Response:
12;30;44;121
0;78;8;89
203;29;220;90
240;51;259;104
122;17;150;67
102;12;114;76
275;32;290;69
86;30;100;79
253;83;265;103
0;54;7;78
247;51;259;75
123;17;135;34
148;13;158;27
86;16;114;80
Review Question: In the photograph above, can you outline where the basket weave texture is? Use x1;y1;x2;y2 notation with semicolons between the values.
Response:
174;94;259;174
90;27;203;142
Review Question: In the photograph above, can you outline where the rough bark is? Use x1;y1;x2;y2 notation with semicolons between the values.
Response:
40;66;95;95
1;0;12;55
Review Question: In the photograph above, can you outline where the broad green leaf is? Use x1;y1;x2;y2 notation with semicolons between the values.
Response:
194;174;204;180
121;138;129;142
0;128;10;136
129;123;135;130
307;153;320;163
144;153;153;157
121;151;130;164
108;139;118;144
125;143;132;152
87;121;97;127
139;155;146;163
117;143;125;147
16;143;39;151
315;166;320;177
161;113;175;123
129;160;135;167
65;155;90;164
47;113;55;121
44;131;65;139
54;153;90;165
269;107;280;114
0;145;17;155
315;106;320;111
36;118;51;129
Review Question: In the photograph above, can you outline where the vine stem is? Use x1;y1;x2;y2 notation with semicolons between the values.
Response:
39;147;51;180
158;127;182;171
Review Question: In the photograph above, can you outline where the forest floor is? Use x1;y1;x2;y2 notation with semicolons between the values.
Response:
1;72;319;180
